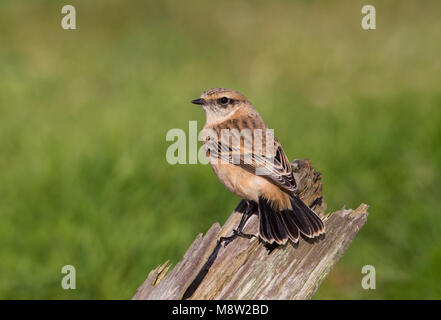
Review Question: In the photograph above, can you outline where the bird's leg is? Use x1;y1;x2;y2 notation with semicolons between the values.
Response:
220;201;257;247
232;201;256;238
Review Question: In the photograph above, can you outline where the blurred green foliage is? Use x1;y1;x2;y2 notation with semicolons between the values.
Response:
0;0;440;299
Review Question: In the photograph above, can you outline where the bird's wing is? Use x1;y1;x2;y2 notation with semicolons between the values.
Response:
239;140;297;193
204;128;297;193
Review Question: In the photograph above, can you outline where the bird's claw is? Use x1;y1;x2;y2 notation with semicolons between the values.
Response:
219;229;256;248
232;229;255;240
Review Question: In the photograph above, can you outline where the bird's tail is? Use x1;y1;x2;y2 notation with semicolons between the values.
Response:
258;196;325;245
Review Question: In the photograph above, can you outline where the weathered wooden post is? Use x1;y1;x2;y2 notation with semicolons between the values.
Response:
133;159;368;300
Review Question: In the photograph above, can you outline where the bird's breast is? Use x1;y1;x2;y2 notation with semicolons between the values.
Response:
209;162;291;210
210;162;262;201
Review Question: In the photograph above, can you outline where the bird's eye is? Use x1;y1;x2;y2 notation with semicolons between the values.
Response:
219;97;229;105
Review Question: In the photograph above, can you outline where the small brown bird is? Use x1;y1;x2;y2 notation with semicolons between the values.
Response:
191;88;325;245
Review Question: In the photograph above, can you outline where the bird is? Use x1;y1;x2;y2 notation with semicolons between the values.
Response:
191;88;325;245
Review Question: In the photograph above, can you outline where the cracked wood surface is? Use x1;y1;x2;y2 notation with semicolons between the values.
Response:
132;159;369;300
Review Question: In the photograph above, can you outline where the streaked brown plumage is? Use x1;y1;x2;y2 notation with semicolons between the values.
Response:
191;88;325;245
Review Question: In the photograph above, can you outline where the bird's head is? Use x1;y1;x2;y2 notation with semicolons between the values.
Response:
191;88;249;123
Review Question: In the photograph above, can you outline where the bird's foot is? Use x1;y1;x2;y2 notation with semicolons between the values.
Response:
219;229;256;248
232;229;256;240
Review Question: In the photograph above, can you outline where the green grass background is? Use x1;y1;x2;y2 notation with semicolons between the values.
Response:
0;0;440;299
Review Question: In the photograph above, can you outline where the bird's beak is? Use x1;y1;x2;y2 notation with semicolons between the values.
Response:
191;98;205;105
